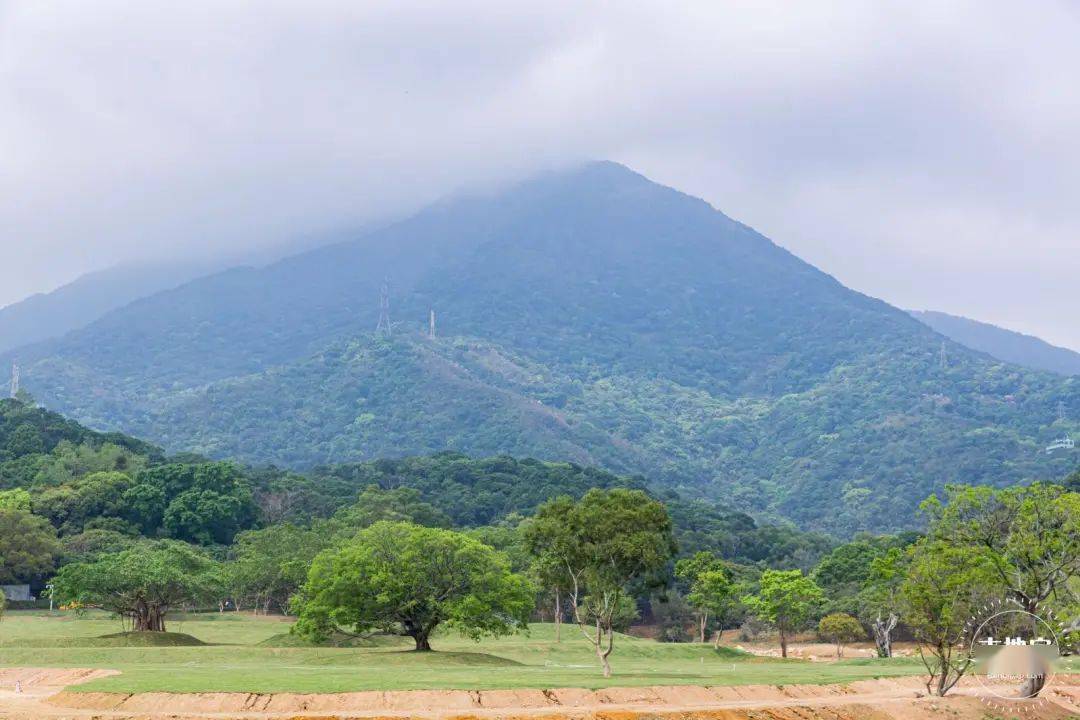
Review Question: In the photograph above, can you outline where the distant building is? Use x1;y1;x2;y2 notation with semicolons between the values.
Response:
0;584;32;602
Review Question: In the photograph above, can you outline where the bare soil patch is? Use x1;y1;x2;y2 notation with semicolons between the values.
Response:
0;670;1077;719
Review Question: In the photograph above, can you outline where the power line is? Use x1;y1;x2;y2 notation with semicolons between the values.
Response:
376;279;392;336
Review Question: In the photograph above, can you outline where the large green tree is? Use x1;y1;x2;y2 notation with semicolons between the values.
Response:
228;524;326;614
295;521;533;651
922;483;1080;615
0;507;60;584
742;569;824;658
900;538;996;697
524;488;676;676
675;551;735;645
52;541;223;631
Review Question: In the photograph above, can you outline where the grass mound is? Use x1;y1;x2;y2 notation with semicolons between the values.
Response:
88;631;207;647
711;645;753;659
259;631;408;648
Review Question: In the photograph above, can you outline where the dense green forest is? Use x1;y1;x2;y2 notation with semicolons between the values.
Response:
7;397;1077;692
0;398;831;590
5;163;1079;534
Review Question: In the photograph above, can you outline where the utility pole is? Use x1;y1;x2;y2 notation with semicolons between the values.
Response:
376;280;392;337
429;309;436;340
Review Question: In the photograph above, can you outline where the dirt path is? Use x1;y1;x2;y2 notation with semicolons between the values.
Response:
0;668;1077;720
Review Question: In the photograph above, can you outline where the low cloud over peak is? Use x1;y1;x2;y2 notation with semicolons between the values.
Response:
2;1;1078;347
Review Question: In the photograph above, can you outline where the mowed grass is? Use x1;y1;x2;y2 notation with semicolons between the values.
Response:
0;610;928;694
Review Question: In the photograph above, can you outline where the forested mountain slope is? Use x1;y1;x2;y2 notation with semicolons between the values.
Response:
6;162;1078;534
911;309;1080;376
0;261;219;357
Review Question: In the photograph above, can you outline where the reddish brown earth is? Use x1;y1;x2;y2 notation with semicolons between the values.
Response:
0;668;1077;720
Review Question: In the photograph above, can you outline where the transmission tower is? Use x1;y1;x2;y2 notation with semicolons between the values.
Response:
429;309;436;340
1059;400;1068;423
9;363;19;399
376;280;392;336
939;341;948;370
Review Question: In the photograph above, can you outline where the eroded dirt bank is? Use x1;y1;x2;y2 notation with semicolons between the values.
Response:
0;670;1078;720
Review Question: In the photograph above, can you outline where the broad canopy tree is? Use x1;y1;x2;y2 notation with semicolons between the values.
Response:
524;488;676;677
922;483;1080;616
899;538;996;697
743;569;823;658
917;482;1080;697
295;521;533;651
51;541;223;632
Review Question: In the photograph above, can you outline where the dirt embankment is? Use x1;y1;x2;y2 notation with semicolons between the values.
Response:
1;670;1079;720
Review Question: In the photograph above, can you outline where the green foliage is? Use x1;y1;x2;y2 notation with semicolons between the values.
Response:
0;588;5;621
812;533;917;616
921;483;1080;613
35;471;134;535
334;485;451;530
228;524;327;613
817;613;864;657
59;529;139;565
52;541;223;631
899;537;997;696
0;507;60;583
675;551;736;644
0;399;159;467
742;569;824;658
524;488;676;676
295;521;534;651
0;487;31;511
13;165;1080;536
313;454;643;528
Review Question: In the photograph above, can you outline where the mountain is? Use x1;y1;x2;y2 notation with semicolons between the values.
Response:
0;261;220;357
911;310;1080;376
0;226;371;359
5;162;1078;535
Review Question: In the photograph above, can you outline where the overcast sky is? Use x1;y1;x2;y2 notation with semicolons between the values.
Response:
2;1;1079;348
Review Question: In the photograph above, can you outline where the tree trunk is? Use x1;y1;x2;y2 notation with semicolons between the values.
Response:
872;613;897;658
1020;674;1047;698
597;625;614;678
133;605;166;632
699;611;708;644
599;647;612;677
554;591;562;643
713;629;722;649
409;622;434;651
779;626;788;659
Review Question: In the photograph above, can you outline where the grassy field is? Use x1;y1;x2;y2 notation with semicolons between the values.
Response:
0;610;937;694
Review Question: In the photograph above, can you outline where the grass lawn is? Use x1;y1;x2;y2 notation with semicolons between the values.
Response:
0;610;936;694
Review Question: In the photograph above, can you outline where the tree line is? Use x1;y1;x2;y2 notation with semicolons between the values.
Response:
2;398;1078;694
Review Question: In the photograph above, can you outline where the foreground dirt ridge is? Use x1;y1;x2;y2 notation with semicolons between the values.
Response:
0;669;1078;720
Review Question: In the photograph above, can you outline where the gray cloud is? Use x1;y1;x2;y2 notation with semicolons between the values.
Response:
2;1;1079;347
